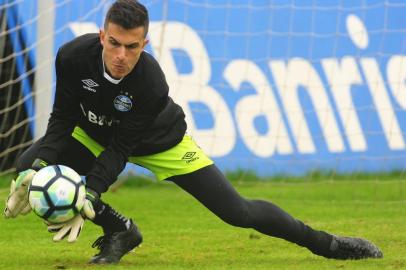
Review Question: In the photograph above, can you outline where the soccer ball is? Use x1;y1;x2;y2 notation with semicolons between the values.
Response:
28;165;86;223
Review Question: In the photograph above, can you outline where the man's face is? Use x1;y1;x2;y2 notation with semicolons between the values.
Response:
100;22;149;79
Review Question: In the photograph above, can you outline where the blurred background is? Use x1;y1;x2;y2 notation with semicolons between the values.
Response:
1;0;406;180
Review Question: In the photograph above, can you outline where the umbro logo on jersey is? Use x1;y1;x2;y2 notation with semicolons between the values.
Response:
182;152;199;164
82;79;99;92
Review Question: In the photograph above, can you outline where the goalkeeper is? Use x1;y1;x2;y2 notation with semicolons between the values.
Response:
4;0;383;264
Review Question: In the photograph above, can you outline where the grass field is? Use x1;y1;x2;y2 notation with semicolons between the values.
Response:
0;177;406;270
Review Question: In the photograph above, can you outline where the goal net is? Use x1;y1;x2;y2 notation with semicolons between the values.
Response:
1;0;406;180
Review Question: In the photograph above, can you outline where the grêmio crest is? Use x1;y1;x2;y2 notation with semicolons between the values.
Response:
113;93;133;112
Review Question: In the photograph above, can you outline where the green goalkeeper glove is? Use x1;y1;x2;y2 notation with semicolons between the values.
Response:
4;158;48;218
47;188;97;242
4;169;36;218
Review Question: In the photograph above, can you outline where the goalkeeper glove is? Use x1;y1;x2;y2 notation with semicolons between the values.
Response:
47;188;97;242
4;158;48;218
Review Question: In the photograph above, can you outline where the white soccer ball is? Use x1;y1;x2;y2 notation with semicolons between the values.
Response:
28;165;86;223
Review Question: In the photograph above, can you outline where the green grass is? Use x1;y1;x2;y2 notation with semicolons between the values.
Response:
0;179;405;270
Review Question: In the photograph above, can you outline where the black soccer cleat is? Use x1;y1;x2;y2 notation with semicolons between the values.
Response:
327;235;383;260
89;220;143;264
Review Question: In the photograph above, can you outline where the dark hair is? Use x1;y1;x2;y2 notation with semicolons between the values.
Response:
104;0;149;36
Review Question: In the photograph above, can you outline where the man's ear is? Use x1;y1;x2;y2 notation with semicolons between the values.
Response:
142;38;149;50
99;29;105;46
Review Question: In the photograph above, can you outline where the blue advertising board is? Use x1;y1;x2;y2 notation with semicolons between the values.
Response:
6;0;406;176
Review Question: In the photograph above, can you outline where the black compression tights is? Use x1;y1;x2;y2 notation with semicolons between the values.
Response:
168;164;333;257
18;138;332;255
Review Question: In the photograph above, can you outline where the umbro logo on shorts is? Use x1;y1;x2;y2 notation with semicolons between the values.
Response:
182;152;195;159
182;152;199;164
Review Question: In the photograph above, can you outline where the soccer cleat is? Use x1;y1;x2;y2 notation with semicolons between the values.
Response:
89;220;143;264
327;235;383;260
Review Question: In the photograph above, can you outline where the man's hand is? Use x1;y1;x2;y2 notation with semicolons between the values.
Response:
4;169;36;218
4;158;48;218
47;190;96;242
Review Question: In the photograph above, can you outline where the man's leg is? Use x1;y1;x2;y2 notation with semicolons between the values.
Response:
88;198;142;264
16;137;142;263
16;136;95;174
168;164;382;259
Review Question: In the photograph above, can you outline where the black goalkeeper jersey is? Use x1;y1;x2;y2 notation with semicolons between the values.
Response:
37;34;187;193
